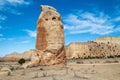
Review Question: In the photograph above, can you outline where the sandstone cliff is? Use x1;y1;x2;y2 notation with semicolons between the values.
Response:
66;42;120;59
95;36;120;44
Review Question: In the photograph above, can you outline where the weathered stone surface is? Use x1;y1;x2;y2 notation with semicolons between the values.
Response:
95;36;120;44
66;42;120;59
1;67;11;72
36;5;66;65
24;5;66;67
0;71;10;76
0;67;11;76
36;5;64;53
0;57;19;62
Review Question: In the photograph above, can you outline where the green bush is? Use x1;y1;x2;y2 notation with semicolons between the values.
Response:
18;58;25;65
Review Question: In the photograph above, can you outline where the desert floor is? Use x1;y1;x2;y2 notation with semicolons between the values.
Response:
0;58;120;80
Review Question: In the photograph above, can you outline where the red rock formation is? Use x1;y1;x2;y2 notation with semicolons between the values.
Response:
0;57;19;62
22;5;66;68
35;5;66;65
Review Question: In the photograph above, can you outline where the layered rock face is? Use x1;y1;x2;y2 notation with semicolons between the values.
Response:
66;42;120;59
95;37;120;44
23;5;66;68
36;5;64;54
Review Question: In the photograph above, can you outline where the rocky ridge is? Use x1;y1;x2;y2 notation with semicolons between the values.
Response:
66;36;120;59
95;36;120;44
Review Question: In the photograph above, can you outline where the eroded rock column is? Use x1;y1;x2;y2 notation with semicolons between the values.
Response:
36;5;66;65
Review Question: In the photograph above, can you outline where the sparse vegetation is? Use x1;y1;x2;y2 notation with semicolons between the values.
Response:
42;72;47;77
18;58;25;65
104;60;119;63
40;68;44;71
76;61;83;64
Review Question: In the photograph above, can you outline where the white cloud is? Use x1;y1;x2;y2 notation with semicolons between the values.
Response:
115;26;120;31
0;15;7;22
24;29;36;38
0;37;16;41
114;17;120;21
6;0;30;5
1;7;22;15
7;38;15;40
64;11;120;35
21;40;30;43
0;0;30;6
0;0;6;6
0;0;32;15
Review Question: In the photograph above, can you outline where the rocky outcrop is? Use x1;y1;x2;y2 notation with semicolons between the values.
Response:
66;42;120;59
5;50;33;60
36;5;64;53
0;67;11;76
94;36;120;44
0;57;20;62
36;5;66;65
0;50;34;62
24;5;66;68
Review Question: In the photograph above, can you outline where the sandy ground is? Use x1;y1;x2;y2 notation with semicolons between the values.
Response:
0;58;120;80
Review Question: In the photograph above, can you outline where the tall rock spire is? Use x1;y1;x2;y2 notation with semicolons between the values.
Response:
35;5;66;65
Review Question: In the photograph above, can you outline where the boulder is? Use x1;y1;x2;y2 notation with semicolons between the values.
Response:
1;67;11;72
0;71;10;76
0;67;11;76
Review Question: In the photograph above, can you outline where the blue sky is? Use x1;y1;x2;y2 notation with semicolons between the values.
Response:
0;0;120;57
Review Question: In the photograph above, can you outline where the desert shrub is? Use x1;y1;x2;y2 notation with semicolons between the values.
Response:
76;61;83;64
18;58;25;65
116;55;120;57
104;60;119;63
40;68;44;71
108;55;114;58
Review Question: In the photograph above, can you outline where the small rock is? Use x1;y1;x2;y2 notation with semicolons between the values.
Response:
0;71;11;76
1;67;11;72
0;67;11;76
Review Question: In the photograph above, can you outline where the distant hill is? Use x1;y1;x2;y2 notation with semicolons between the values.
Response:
0;50;35;62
